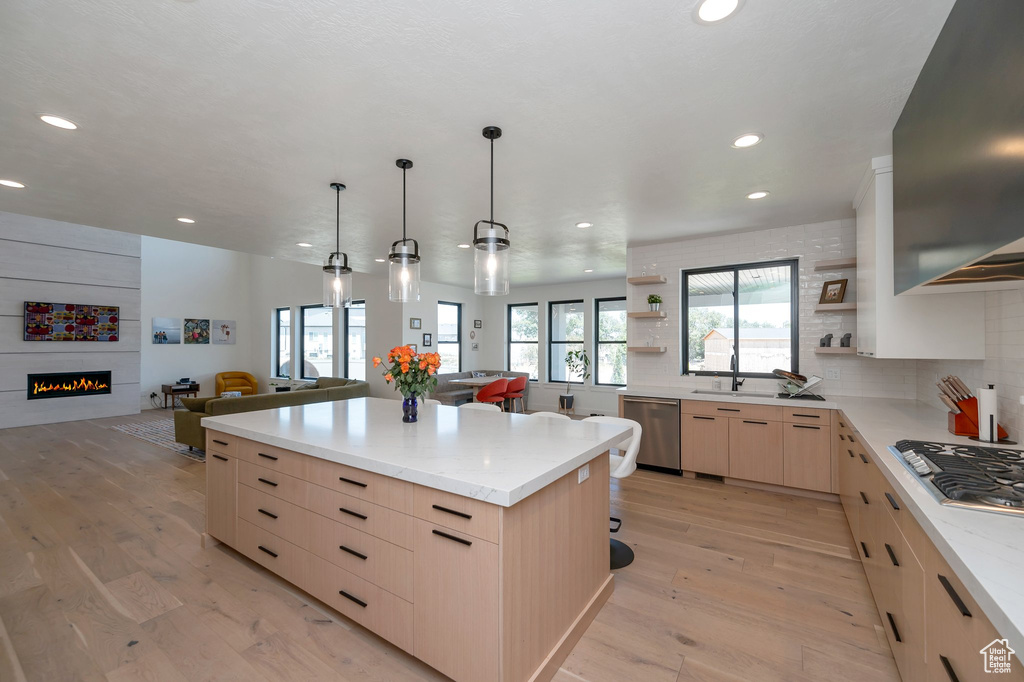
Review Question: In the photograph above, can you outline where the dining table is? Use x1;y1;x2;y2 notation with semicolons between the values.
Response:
447;375;506;400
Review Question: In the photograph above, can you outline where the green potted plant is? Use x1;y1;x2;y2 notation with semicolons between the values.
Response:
648;294;662;312
559;348;591;412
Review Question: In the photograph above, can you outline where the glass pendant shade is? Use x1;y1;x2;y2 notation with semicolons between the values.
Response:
388;239;421;302
473;220;510;296
323;252;353;308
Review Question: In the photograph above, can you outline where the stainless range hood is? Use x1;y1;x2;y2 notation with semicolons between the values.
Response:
927;249;1024;288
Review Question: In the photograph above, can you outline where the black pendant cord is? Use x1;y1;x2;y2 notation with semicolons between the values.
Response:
335;185;340;255
489;136;494;224
402;165;407;243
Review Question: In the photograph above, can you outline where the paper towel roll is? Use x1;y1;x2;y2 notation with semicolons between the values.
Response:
978;385;998;442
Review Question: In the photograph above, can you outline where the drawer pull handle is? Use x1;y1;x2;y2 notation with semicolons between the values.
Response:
859;453;868;464
339;507;368;520
938;574;972;617
885;543;899;567
257;477;278;487
339;476;368;488
793;425;820;430
432;529;472;546
793;413;821;419
340;545;368;561
692;416;715;421
885;612;902;643
859;491;869;504
939;655;960;682
847;449;855;458
848;435;856;444
212;454;228;462
860;541;870;559
339;590;367;608
717;408;741;412
839;421;847;428
743;420;768;425
258;452;278;461
213;439;229;446
258;545;278;558
257;508;278;520
885;492;900;510
432;504;472;520
838;434;845;441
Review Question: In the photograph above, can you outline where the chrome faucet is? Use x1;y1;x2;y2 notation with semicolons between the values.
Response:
730;350;745;392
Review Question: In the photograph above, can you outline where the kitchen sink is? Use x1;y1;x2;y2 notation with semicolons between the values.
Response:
690;389;778;399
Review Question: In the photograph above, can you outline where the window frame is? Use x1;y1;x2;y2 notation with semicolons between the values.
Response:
298;304;333;380
437;300;463;373
594;296;627;387
547;299;585;384
506;302;540;381
273;306;290;378
681;258;800;379
344;300;366;380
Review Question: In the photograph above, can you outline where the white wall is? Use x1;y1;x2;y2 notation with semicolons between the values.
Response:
402;281;489;373
0;212;141;428
627;219;918;399
140;237;252;405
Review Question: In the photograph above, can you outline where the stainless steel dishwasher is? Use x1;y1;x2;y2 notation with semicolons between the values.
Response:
621;396;681;474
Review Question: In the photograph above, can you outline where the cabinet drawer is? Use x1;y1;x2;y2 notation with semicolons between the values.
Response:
728;418;783;485
680;413;730;476
238;460;309;507
412;486;500;544
925;545;1004;663
308;458;414;514
681;400;782;422
236;518;308;587
236;439;310;480
206;430;238;457
309;513;414;601
308;553;414;654
238;483;312;550
782;407;831;425
782;422;831;492
307;484;414;550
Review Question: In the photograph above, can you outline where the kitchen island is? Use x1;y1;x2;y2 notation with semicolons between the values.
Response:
201;397;629;682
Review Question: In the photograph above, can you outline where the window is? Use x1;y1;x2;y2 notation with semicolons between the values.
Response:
345;300;366;380
595;297;627;386
437;301;462;373
299;305;333;380
274;307;290;377
682;259;799;377
507;303;539;380
548;300;584;383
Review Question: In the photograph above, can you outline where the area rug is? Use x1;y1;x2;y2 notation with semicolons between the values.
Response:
109;418;205;462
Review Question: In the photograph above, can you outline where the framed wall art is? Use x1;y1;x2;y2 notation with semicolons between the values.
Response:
25;302;119;342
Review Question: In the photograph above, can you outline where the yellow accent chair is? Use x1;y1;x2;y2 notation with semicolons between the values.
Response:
215;371;258;396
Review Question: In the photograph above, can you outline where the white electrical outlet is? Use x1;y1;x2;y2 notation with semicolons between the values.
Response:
826;368;841;381
578;463;590;484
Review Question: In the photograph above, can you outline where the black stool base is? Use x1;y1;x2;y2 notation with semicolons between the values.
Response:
610;538;634;570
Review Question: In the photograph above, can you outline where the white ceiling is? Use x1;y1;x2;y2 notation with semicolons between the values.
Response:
0;0;955;288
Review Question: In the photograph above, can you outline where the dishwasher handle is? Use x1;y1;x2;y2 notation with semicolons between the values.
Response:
622;397;680;407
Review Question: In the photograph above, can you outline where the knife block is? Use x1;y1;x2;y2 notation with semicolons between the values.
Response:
948;396;1009;440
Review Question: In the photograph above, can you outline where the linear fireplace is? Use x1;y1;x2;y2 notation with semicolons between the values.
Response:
27;371;112;400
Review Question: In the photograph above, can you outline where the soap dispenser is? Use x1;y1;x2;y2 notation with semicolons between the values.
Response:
712;373;722;391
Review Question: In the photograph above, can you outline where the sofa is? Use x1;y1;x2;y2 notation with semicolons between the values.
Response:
431;370;530;408
174;377;369;451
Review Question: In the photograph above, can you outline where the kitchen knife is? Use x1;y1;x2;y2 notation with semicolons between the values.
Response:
951;376;973;398
939;394;961;414
943;377;966;401
937;381;960;403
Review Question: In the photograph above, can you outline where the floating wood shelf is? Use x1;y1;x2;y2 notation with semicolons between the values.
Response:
627;275;667;285
815;346;857;354
627;311;667;319
814;302;857;313
627;346;667;353
813;257;857;272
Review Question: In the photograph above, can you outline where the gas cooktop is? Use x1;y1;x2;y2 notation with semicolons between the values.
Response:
889;440;1024;516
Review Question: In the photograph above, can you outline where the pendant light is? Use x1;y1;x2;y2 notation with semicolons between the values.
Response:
322;182;353;308
473;126;510;296
388;159;421;302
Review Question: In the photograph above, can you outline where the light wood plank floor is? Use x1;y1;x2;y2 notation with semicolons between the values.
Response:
0;413;898;682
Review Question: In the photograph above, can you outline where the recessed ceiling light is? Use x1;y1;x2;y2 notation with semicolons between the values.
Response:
177;217;195;224
457;243;471;249
584;269;594;273
746;191;769;200
39;114;78;130
375;258;386;263
0;179;26;189
694;0;743;24
732;133;762;148
576;222;593;229
296;242;312;247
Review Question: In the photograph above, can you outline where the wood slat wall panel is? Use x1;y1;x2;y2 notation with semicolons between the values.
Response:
0;241;141;288
0;352;141;391
0;280;141;318
0;211;142;257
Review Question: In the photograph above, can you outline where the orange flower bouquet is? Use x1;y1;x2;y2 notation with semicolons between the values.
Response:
372;345;442;423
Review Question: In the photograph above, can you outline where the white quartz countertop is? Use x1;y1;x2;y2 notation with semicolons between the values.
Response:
201;397;629;507
619;385;840;409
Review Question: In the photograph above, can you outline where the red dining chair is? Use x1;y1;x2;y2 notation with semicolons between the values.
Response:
474;378;508;410
503;376;527;413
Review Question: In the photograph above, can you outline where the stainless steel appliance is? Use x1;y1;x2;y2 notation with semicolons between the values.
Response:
889;440;1024;516
621;396;680;474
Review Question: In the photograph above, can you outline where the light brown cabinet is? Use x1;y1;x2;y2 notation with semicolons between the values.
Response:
680;414;730;476
783;423;831;491
728;419;784;485
206;448;237;546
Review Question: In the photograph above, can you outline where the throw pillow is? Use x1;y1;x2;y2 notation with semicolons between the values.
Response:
471;371;488;378
294;382;319;391
180;396;215;412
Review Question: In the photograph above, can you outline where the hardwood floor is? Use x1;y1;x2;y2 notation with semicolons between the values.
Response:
0;412;898;682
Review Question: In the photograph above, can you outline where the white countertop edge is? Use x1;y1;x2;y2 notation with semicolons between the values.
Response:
201;417;626;507
618;385;839;409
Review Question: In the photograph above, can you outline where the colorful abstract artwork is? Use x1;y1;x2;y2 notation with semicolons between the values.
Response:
24;302;120;342
184;318;210;344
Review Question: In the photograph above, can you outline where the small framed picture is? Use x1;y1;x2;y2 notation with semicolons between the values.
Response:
409;317;421;330
409;344;418;353
819;279;848;304
473;320;482;329
471;342;479;351
422;333;432;347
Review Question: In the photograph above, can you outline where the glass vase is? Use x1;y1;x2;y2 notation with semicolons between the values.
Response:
402;395;419;423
